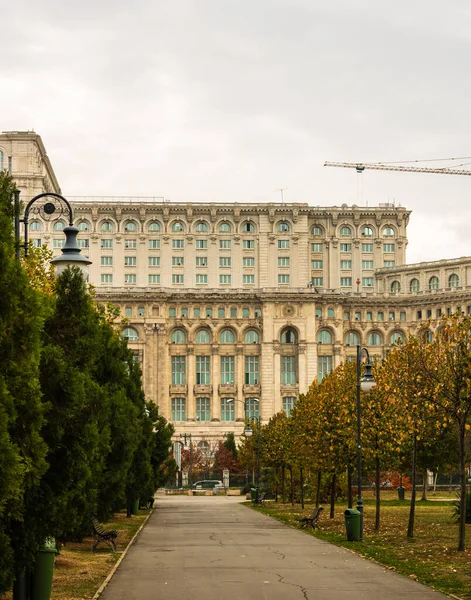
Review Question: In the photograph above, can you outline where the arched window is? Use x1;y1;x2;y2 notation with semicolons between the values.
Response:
449;273;459;288
361;226;373;237
0;151;3;171
101;221;113;232
197;440;210;456
367;331;382;346
277;221;290;233
429;276;439;290
244;330;259;344
410;278;420;292
53;221;65;231
220;329;235;343
311;225;323;236
281;328;297;344
196;221;209;232
317;330;333;344
391;280;401;293
327;308;335;318
171;329;187;344
242;221;255;233
383;226;395;237
195;329;210;344
122;327;139;341
29;220;41;231
124;220;137;232
422;329;433;343
345;331;360;346
340;226;352;236
219;222;231;232
218;307;225;318
76;221;89;231
148;221;161;232
390;332;404;345
172;221;185;232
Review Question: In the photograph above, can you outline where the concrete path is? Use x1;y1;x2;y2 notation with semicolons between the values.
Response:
100;495;448;600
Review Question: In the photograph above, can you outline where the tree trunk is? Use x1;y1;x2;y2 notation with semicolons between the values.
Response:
458;422;466;552
330;473;336;519
300;467;304;509
375;451;381;531
281;464;286;504
407;434;417;539
347;464;353;508
421;469;428;501
315;469;322;508
289;465;294;506
433;471;438;492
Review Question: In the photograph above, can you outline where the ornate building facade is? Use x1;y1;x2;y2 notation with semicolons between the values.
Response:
7;131;471;444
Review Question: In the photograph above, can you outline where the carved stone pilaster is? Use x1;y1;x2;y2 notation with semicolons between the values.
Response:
233;235;241;245
273;344;282;353
298;345;306;354
115;234;122;244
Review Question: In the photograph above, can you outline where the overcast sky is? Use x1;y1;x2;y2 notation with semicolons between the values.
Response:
2;0;471;264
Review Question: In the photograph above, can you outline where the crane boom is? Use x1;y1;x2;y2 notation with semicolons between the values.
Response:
324;161;471;176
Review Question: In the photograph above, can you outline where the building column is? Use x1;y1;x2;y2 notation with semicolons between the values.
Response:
187;346;195;420
236;347;245;420
211;346;221;420
298;346;307;394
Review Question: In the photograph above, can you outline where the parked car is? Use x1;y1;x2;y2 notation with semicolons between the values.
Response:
192;480;224;490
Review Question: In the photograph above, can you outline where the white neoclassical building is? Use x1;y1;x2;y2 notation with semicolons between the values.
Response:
5;130;471;443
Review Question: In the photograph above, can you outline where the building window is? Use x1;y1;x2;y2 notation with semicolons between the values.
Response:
220;356;235;384
340;226;352;236
449;273;459;288
195;329;210;344
343;311;350;320
244;330;259;344
171;329;186;344
53;239;65;248
282;355;297;384
245;398;259;419
220;239;231;249
220;398;235;421
400;311;406;321
362;278;374;287
149;256;160;266
389;311;395;321
172;221;185;232
345;331;359;345
242;222;255;233
29;220;41;231
77;239;89;248
100;256;113;267
32;239;42;247
281;328;297;343
122;327;138;341
367;332;382;346
0;151;3;171
230;307;237;318
278;239;289;249
196;239;208;249
355;311;361;320
390;332;404;345
125;239;137;249
245;356;259;384
282;397;296;417
218;257;231;267
340;243;352;252
429;276;439;290
311;226;323;236
172;239;184;249
383;226;395;237
206;307;213;317
171;356;186;385
243;257;255;267
196;397;210;421
125;307;132;317
317;356;332;382
278;274;290;284
311;260;323;269
362;243;373;252
362;260;374;269
172;256;184;267
125;274;136;284
101;221;113;232
278;257;290;267
243;274;255;285
311;277;323;286
377;311;384;321
124;221;137;232
125;256;137;266
101;274;113;284
193;307;201;318
340;277;352;287
195;221;209;232
366;311;372;321
410;278;420;292
243;240;255;249
196;355;210;384
220;329;235;343
173;274;184;284
340;260;351;269
311;243;323;252
148;221;161;232
391;280;401;293
218;307;225;318
384;243;395;252
149;274;160;284
169;307;176;317
219;274;231;284
148;239;160;249
361;226;373;237
171;398;186;421
219;222;231;232
242;307;250;318
384;261;395;267
277;222;290;233
317;330;332;344
196;274;208;284
195;257;207;267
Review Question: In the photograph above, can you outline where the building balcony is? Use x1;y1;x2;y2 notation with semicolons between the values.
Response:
243;384;261;395
218;383;237;395
169;384;188;394
280;383;299;394
194;384;212;395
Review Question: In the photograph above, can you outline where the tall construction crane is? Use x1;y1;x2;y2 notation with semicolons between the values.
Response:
324;159;471;176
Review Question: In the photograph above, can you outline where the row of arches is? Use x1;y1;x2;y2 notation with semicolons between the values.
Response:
318;328;405;346
312;224;397;238
391;274;460;293
122;326;300;344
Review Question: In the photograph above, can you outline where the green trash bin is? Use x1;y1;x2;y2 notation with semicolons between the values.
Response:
32;537;57;600
344;509;361;542
250;488;257;501
397;486;405;501
131;498;140;515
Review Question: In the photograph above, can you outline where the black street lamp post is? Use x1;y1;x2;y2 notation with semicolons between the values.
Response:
356;345;376;540
180;433;193;486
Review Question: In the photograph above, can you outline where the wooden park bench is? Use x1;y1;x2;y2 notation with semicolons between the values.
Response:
296;506;324;528
91;517;119;552
252;491;267;506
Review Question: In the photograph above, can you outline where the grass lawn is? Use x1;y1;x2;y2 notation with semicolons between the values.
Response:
253;491;471;600
1;509;151;600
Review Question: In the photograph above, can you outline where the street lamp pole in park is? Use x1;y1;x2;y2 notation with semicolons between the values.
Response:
356;345;376;540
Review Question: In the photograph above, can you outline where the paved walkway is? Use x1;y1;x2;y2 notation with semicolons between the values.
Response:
100;495;448;600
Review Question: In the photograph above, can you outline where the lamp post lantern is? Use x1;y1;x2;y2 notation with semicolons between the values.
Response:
356;345;376;540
